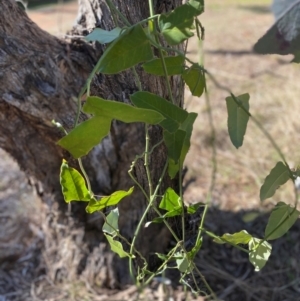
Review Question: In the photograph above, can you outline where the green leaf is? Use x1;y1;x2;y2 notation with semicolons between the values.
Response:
95;24;153;74
84;96;165;124
57;116;112;159
225;93;250;149
60;160;91;203
130;91;188;133
85;27;123;44
214;230;252;245
159;3;201;45
160;188;181;211
102;208;119;237
142;56;185;76
188;0;204;15
176;253;190;273
248;238;272;272
164;129;186;163
104;234;134;258
187;202;203;214
265;202;300;240
86;187;134;213
183;64;205;97
58;97;165;158
260;162;290;201
168;112;197;178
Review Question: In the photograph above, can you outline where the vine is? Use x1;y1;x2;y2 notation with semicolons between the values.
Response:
56;0;300;298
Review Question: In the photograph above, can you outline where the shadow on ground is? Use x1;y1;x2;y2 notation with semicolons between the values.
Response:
27;0;74;9
195;208;300;301
0;150;299;301
238;5;271;14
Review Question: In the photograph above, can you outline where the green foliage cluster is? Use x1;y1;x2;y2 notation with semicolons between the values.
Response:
55;0;300;298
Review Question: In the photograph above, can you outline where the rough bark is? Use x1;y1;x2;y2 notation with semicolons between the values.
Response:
0;0;184;287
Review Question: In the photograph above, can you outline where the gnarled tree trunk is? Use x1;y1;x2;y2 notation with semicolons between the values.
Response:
0;0;184;288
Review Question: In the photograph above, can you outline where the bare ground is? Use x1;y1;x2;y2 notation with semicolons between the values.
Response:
1;1;300;300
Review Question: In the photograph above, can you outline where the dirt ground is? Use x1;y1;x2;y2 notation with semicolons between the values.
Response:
1;0;300;300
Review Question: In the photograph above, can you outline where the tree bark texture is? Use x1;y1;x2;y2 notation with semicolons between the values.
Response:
0;0;184;287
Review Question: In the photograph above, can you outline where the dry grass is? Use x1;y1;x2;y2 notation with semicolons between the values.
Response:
184;0;300;211
2;1;300;300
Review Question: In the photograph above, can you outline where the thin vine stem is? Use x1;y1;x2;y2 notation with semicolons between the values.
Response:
147;0;175;103
195;77;217;247
78;158;92;194
148;0;155;34
178;163;185;243
158;47;175;104
144;125;153;196
129;161;169;282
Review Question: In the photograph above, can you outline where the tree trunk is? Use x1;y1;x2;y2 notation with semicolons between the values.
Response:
0;0;184;288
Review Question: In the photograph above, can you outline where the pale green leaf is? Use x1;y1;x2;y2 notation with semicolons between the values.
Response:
96;24;153;74
183;64;205;97
83;96;165;124
248;238;272;272
104;234;134;258
188;0;204;14
225;93;250;148
214;230;252;245
260;162;290;201
159;3;201;45
265;202;300;240
85;27;122;44
57;117;112;159
86;187;134;213
175;253;190;273
102;208;119;237
176;257;189;273
159;188;181;211
60;160;91;203
142;56;185;76
130;91;188;133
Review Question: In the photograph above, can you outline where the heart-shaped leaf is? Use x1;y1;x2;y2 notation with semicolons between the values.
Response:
248;238;272;272
104;234;134;258
60;160;92;202
183;64;205;97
